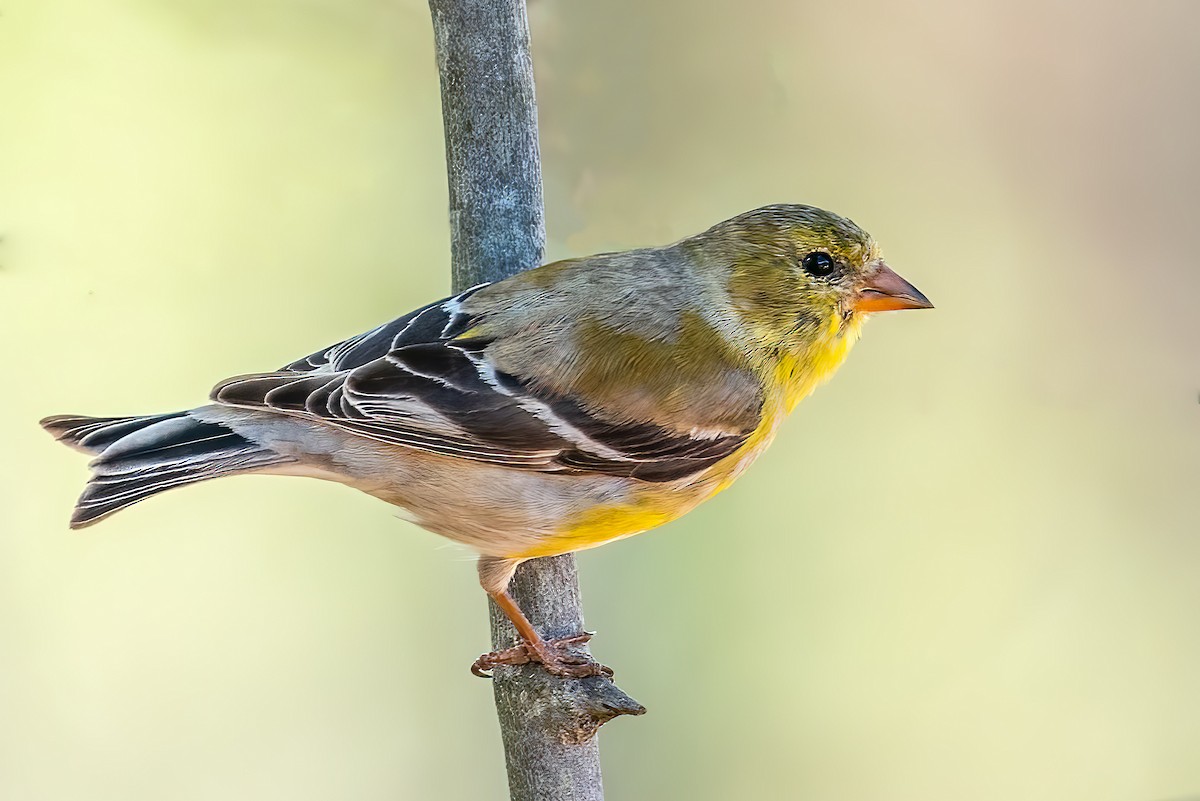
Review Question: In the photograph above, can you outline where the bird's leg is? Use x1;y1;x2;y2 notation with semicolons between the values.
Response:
471;556;613;679
471;589;610;678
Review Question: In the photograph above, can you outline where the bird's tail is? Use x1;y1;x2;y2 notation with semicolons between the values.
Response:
40;411;292;529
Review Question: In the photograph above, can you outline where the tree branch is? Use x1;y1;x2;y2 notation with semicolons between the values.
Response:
426;1;645;798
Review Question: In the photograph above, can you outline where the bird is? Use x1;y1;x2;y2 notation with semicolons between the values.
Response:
41;203;932;678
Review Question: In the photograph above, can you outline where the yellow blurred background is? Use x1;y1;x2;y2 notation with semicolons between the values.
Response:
2;1;1198;799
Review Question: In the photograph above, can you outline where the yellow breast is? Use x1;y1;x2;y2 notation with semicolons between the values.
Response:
519;313;864;559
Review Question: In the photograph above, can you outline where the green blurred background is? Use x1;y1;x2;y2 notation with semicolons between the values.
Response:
2;1;1198;799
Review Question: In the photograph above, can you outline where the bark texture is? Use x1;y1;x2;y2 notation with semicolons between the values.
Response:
427;1;645;799
429;0;545;289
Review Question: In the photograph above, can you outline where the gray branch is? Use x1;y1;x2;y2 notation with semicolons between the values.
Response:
429;0;544;289
427;1;645;799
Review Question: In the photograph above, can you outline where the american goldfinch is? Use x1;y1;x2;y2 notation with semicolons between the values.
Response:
42;204;931;677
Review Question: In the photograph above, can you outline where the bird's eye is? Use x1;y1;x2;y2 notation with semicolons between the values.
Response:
801;251;836;278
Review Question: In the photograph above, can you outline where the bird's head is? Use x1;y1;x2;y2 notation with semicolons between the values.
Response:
680;204;931;407
688;204;932;353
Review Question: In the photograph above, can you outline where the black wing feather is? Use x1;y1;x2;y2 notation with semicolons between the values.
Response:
217;286;753;482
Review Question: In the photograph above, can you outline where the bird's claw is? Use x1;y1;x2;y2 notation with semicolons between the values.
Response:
471;632;613;679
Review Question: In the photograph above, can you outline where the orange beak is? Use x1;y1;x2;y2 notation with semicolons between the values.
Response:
852;262;934;313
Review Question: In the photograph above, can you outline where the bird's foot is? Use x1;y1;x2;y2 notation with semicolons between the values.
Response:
471;632;614;679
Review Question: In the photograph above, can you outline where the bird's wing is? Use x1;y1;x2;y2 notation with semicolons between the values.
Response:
279;284;489;374
212;285;757;482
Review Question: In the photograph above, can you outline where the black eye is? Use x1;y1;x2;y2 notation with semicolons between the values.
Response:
802;251;836;278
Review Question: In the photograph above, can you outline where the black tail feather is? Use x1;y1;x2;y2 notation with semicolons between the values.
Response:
42;413;182;453
40;411;291;528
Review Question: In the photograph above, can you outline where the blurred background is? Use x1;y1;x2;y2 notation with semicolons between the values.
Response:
2;1;1198;799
